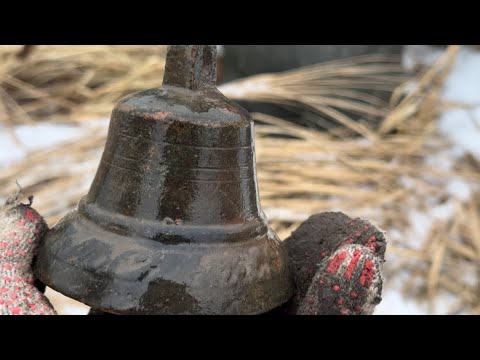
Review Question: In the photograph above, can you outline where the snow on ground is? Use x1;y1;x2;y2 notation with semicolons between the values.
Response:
0;119;109;170
375;45;480;315
438;47;480;159
0;123;80;168
1;46;480;314
406;45;480;159
45;288;90;315
376;291;430;315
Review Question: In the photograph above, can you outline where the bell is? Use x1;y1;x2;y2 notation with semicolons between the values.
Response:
33;45;294;314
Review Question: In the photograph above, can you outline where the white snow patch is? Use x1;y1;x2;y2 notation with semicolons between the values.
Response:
60;304;90;315
404;46;480;160
219;79;270;99
376;287;458;315
264;207;310;222
442;47;480;103
407;210;434;249
0;118;108;169
424;146;465;172
438;109;480;159
375;290;429;315
446;179;472;201
438;47;480;159
398;175;416;190
403;45;445;72
0;123;81;168
399;201;456;251
431;201;456;220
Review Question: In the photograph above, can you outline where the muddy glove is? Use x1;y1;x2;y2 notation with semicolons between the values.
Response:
0;190;56;315
280;212;386;315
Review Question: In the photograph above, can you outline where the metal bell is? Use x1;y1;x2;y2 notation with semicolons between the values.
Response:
34;45;294;314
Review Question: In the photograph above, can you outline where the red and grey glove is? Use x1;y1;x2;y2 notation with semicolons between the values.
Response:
0;191;56;315
281;212;386;315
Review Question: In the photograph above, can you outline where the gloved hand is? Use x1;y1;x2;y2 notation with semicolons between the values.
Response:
0;189;56;315
280;212;386;315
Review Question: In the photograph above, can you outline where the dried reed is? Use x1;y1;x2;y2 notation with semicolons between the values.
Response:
1;45;479;313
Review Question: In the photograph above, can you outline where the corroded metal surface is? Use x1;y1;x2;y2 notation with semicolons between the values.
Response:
163;45;217;90
34;45;294;314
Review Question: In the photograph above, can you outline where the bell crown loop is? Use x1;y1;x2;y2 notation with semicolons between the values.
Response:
162;45;217;90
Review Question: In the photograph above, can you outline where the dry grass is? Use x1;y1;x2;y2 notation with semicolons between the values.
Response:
1;45;479;313
220;53;408;140
0;45;167;124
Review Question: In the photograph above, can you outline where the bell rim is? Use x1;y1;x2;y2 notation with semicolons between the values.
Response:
34;210;295;315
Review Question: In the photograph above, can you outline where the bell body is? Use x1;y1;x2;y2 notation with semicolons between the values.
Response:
34;85;294;314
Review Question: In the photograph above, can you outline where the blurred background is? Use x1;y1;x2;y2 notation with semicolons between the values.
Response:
0;45;479;315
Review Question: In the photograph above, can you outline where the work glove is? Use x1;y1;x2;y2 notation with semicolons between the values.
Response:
0;190;56;315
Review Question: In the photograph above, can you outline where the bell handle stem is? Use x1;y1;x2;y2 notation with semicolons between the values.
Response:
162;45;217;90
